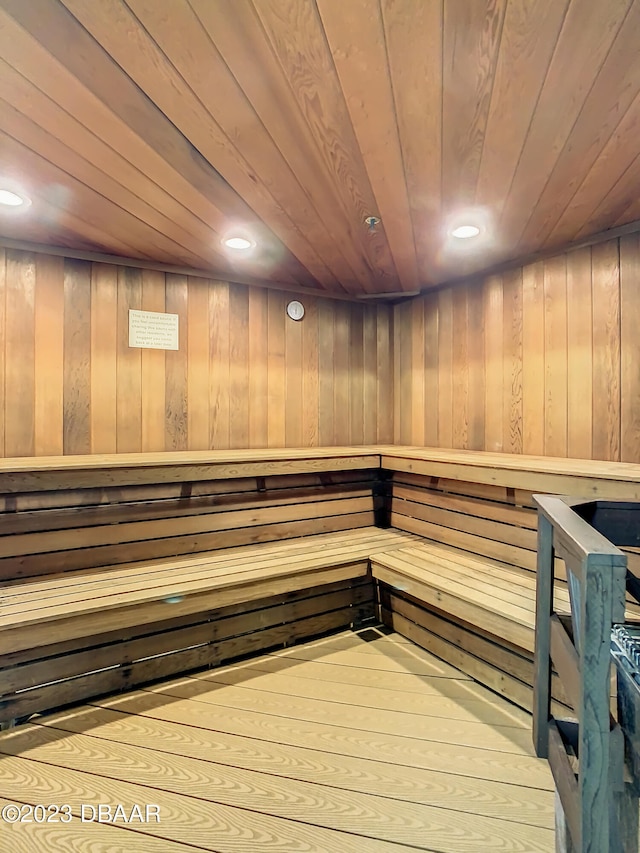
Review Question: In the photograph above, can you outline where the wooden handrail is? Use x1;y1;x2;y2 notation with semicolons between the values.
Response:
533;494;628;852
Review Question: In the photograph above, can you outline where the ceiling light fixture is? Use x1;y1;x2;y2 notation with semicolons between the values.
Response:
451;224;480;239
0;188;29;207
223;236;253;250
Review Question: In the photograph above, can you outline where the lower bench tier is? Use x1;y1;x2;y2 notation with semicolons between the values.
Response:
376;584;571;715
1;576;375;726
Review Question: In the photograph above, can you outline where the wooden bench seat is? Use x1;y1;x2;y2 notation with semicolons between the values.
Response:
0;527;418;657
0;449;419;726
371;541;571;711
368;455;640;712
4;445;640;724
370;466;572;711
1;525;418;725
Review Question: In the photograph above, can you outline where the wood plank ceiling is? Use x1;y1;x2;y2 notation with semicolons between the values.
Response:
0;0;639;298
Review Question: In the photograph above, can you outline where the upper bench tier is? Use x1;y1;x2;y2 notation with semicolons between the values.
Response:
1;445;640;499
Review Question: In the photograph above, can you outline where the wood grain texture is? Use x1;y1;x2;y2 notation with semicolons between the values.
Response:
483;274;504;452
394;237;638;461
620;233;640;461
34;254;64;455
1;1;639;294
381;0;442;284
63;259;91;455
591;241;621;461
90;263;118;453
0;250;389;458
141;269;166;452
543;255;568;457
0;630;555;853
317;0;418;292
4;250;35;457
566;248;593;460
116;266;142;453
0;250;5;456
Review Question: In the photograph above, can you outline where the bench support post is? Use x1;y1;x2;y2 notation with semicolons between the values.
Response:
533;513;554;758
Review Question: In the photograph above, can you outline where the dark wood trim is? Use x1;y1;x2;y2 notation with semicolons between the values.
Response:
0;237;359;303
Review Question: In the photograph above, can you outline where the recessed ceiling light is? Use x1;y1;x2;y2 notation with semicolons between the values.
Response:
223;236;253;250
0;188;29;207
451;224;480;239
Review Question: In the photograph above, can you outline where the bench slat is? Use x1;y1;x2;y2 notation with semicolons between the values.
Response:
2;531;418;615
0;496;374;559
0;512;376;580
390;512;536;571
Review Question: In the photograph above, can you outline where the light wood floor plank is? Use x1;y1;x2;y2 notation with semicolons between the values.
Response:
143;674;534;754
0;798;200;853
0;727;552;852
212;652;531;724
96;688;552;789
0;751;423;853
0;630;554;851
37;705;553;829
188;667;530;729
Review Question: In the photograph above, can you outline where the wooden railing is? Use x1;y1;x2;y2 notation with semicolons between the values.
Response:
533;494;632;852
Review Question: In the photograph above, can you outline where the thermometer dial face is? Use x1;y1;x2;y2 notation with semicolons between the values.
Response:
286;300;305;321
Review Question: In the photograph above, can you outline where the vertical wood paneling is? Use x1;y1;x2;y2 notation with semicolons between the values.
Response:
2;240;640;462
522;261;545;455
164;274;188;450
285;307;303;447
395;300;413;445
483;274;504;452
90;263;118;453
502;268;523;454
543;255;567;457
361;304;376;445
228;285;249;449
63;259;91;455
140;269;165;452
423;293;439;447
349;303;364;446
591;241;620;461
5;250;35;457
318;300;335;446
467;283;485;450
566;247;593;459
437;288;454;447
186;277;210;450
34;254;64;455
376;305;393;444
451;285;469;449
333;301;351;445
394;236;636;462
620;233;640;461
302;299;320;446
116;267;142;452
210;281;230;449
0;249;5;455
410;299;425;447
267;290;285;448
248;286;268;448
392;299;402;443
1;250;390;458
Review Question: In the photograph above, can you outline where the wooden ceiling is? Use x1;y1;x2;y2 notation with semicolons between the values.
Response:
0;0;639;298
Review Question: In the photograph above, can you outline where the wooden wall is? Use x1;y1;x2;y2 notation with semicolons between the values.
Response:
394;235;640;462
0;248;393;457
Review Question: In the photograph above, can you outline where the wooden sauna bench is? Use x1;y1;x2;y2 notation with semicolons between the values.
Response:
3;445;640;724
371;447;640;712
0;447;417;726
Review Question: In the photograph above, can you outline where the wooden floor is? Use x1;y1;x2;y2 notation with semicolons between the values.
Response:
0;628;555;852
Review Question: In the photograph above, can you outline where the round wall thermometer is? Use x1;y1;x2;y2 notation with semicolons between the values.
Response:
286;300;305;321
